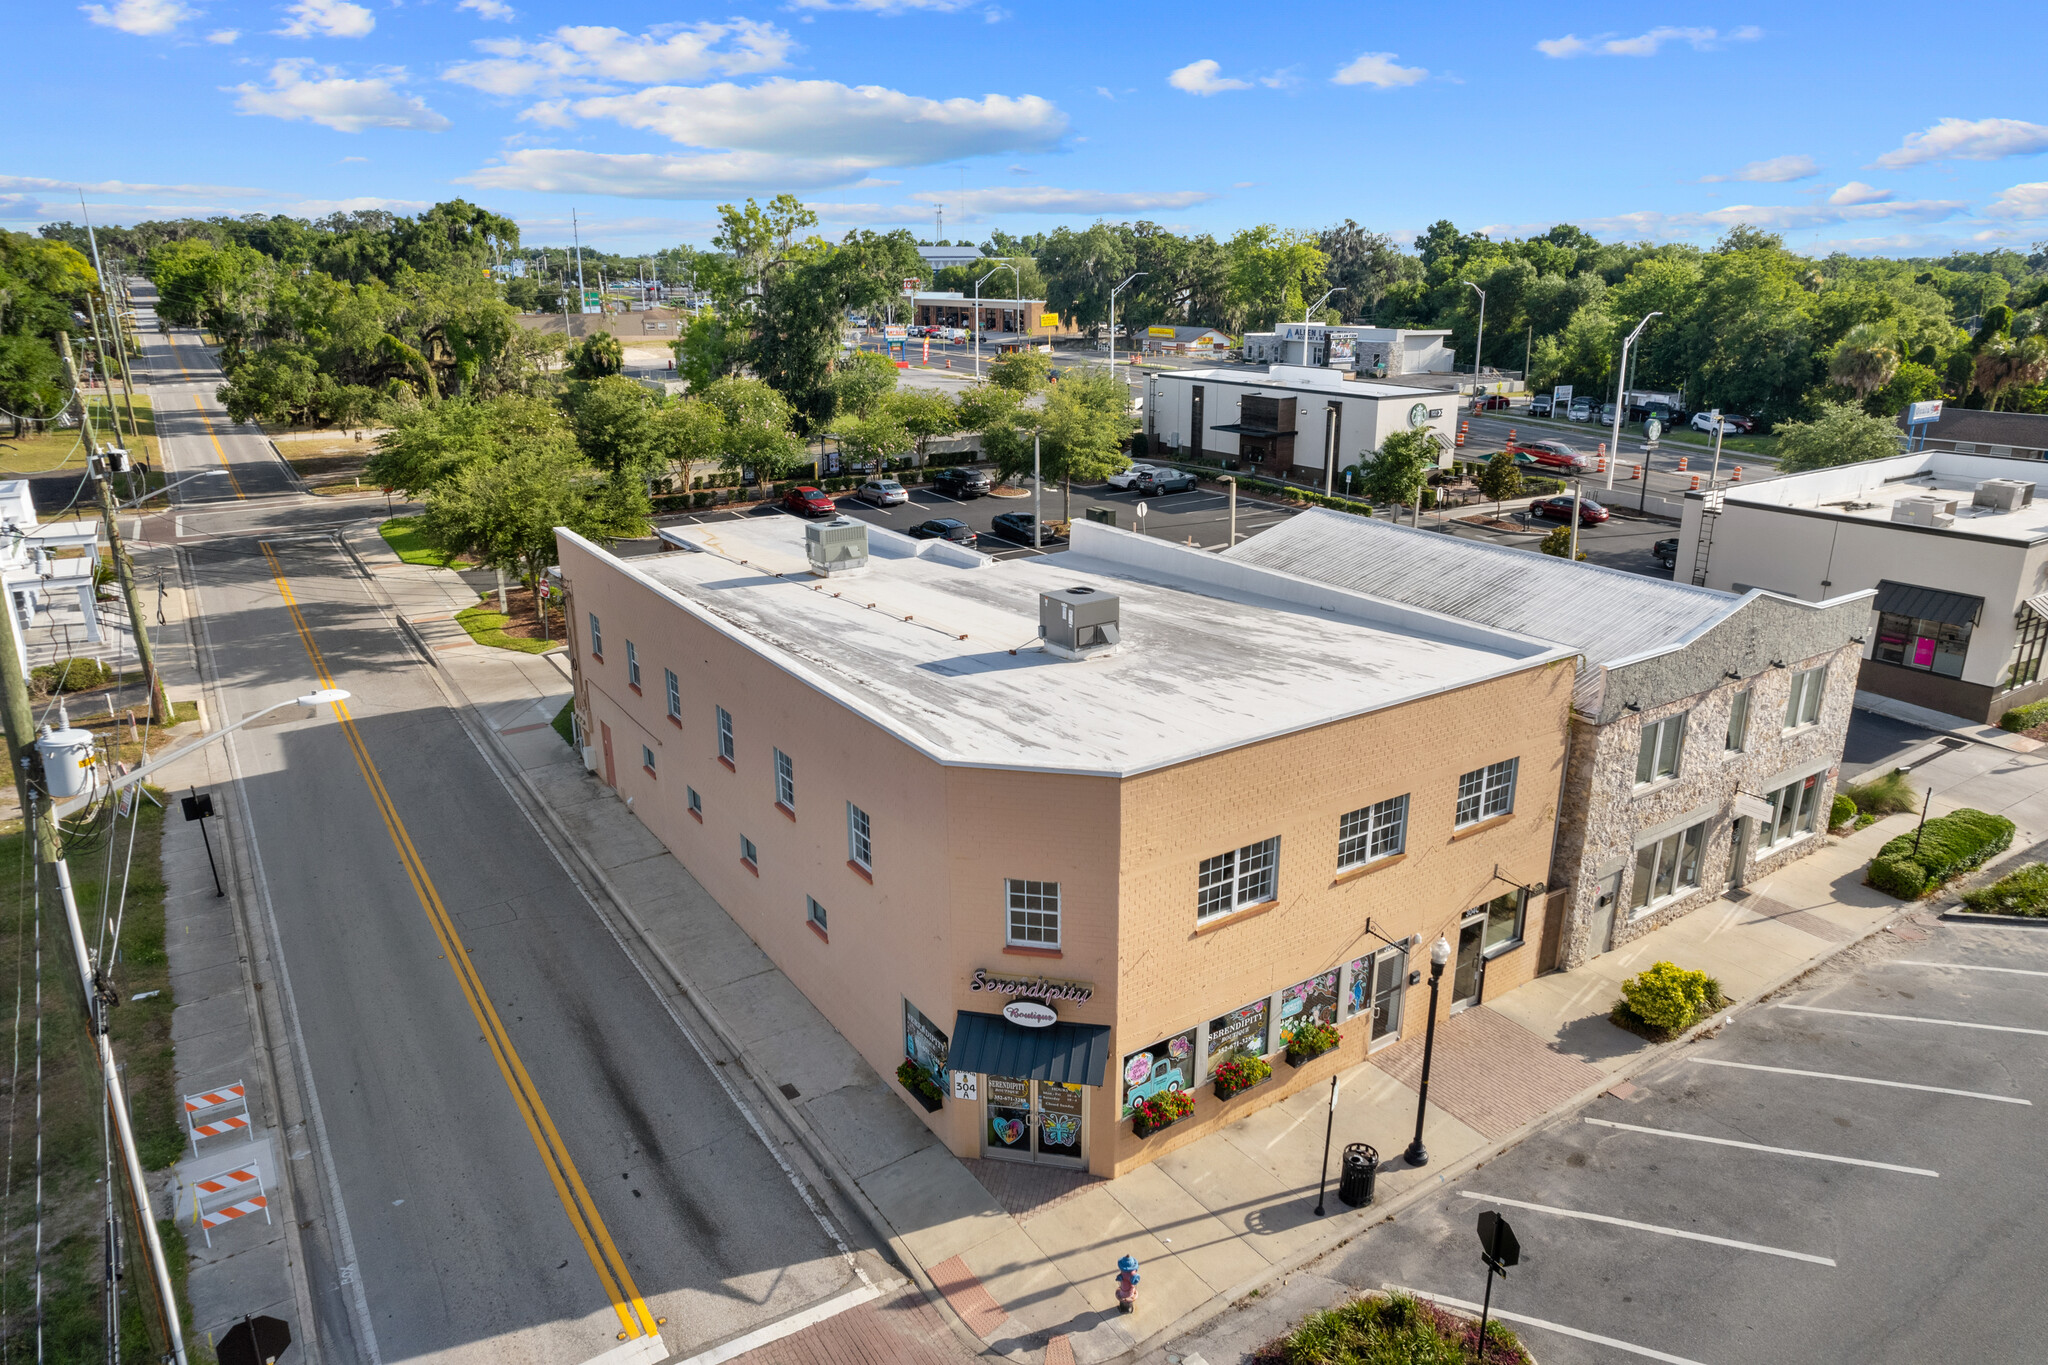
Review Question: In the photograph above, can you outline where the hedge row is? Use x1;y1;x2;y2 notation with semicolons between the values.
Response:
1868;808;2015;899
1999;699;2048;733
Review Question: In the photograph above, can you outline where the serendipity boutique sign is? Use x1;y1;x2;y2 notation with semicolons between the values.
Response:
968;968;1095;1005
1003;1001;1058;1029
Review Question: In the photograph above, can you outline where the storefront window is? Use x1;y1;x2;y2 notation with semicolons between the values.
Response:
1630;822;1706;916
1121;1029;1196;1119
1760;774;1822;848
1874;612;1970;679
1276;970;1340;1048
2001;607;2048;692
1204;999;1271;1078
903;999;948;1090
1480;890;1525;953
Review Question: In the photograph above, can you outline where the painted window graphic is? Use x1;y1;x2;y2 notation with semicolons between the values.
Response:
1121;1029;1196;1118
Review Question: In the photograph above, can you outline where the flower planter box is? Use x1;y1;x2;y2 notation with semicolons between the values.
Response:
1213;1073;1267;1101
1132;1110;1189;1139
1285;1045;1334;1068
1285;1024;1342;1068
901;1082;943;1113
895;1061;944;1113
1130;1090;1196;1138
1211;1057;1273;1101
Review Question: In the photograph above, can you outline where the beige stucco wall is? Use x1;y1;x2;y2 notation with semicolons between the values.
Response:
559;536;1573;1178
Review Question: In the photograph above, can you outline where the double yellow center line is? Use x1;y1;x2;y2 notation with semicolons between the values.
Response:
190;395;246;499
258;542;658;1342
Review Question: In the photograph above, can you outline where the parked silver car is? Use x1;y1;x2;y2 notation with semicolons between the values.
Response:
857;478;907;507
1105;462;1161;490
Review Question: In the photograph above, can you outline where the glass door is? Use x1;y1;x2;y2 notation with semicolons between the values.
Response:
1451;915;1484;1011
1369;947;1407;1047
983;1076;1033;1162
1034;1083;1085;1166
983;1077;1087;1167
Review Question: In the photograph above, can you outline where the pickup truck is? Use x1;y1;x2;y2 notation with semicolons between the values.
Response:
1528;395;1554;418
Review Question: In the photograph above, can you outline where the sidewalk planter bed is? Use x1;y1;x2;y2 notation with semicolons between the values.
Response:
1868;808;2014;900
1999;699;2048;733
1958;862;2048;917
895;1059;944;1113
1131;1089;1195;1137
1842;770;1917;817
1609;961;1728;1042
1212;1055;1272;1101
1285;1021;1342;1067
1252;1291;1531;1365
1829;792;1857;833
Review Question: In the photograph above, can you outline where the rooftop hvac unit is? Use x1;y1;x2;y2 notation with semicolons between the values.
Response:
1039;586;1121;660
1891;496;1957;529
805;518;869;577
1972;478;2036;512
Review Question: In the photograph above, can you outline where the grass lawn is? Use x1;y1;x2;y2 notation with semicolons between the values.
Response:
0;392;158;476
0;794;199;1359
380;516;458;568
1960;862;2048;916
552;698;576;747
457;602;558;654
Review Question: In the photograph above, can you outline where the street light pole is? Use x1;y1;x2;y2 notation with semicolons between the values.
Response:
1221;475;1237;547
1605;311;1662;491
973;263;1020;381
1403;936;1452;1168
1463;279;1487;395
1313;1075;1341;1216
1108;272;1147;408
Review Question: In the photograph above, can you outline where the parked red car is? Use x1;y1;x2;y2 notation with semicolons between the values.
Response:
1531;495;1610;524
780;486;837;517
1506;437;1590;474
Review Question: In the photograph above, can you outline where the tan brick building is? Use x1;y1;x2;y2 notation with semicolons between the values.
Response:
555;518;1575;1177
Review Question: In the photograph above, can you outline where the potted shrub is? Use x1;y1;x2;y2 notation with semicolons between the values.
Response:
1285;1021;1341;1067
1131;1089;1194;1138
895;1059;944;1113
1212;1054;1272;1101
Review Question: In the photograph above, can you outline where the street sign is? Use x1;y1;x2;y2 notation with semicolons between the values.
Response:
1476;1211;1520;1269
536;580;551;599
1554;385;1574;406
217;1314;292;1365
1907;399;1943;425
1644;417;1663;445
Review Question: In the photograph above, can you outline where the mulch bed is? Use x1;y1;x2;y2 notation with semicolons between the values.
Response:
483;585;567;642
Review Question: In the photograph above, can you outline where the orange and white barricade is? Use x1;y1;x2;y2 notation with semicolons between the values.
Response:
184;1081;252;1155
192;1165;270;1247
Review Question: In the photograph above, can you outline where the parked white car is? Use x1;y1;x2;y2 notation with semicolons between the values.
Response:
857;478;908;507
1105;463;1161;490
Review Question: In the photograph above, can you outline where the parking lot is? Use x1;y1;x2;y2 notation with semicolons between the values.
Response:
1312;916;2048;1364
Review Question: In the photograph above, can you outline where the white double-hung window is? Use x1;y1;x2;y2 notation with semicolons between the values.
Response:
1197;837;1280;922
1337;795;1407;868
1455;759;1518;827
1005;880;1060;947
1636;713;1687;785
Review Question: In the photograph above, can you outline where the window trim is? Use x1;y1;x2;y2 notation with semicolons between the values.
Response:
1635;712;1687;787
1725;688;1752;753
1628;820;1707;918
740;833;758;874
664;668;681;722
1004;878;1062;949
640;743;656;776
1455;758;1518;828
847;802;872;872
625;640;640;690
1196;836;1281;923
1783;665;1828;730
1336;794;1408;870
774;748;795;812
587;611;603;661
806;895;828;940
687;785;702;822
716;705;735;766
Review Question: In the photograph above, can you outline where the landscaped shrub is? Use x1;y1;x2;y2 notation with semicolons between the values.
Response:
30;657;112;695
1830;792;1858;830
895;1059;943;1111
1999;699;2048;733
1868;808;2014;899
1256;1292;1530;1365
1960;863;2048;917
1843;769;1917;816
1611;961;1726;1039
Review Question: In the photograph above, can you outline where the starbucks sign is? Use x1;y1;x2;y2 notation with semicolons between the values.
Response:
1407;402;1430;430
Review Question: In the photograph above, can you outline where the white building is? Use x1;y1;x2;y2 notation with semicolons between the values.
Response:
1674;448;2048;724
916;245;983;272
1240;326;1454;377
0;479;107;673
1145;365;1456;479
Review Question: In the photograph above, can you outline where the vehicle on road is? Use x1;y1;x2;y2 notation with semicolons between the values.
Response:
857;478;907;507
1654;537;1679;567
930;466;993;499
1133;467;1200;495
1507;437;1589;474
1475;393;1511;411
1105;463;1161;490
990;512;1067;544
1528;395;1554;418
1531;494;1610;524
1566;397;1595;422
780;486;837;518
907;517;978;546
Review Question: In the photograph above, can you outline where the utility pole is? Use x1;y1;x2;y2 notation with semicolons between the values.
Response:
96;293;141;446
572;209;587;320
58;333;170;722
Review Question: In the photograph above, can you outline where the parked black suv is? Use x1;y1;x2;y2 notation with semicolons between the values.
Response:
930;466;993;499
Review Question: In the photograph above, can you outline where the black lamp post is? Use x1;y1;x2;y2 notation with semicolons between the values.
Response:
1404;935;1453;1168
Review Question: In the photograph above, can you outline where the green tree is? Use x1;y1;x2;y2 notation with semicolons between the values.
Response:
569;374;664;479
0;335;65;436
322;383;379;434
1540;525;1588;559
1476;450;1523;517
421;447;649;591
1869;361;1943;417
987;349;1053;394
654;398;727;471
828;349;899;419
366;393;575;497
886;388;960;463
217;344;322;426
568;332;623;379
1773;401;1902;472
1828;323;1899;404
979;369;1131;521
673;314;738;390
834;408;911;471
1361;429;1438;525
1974;335;2048;410
698;376;804;480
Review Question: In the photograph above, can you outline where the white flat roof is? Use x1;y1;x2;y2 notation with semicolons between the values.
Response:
569;518;1571;777
1157;365;1429;401
1716;449;2048;544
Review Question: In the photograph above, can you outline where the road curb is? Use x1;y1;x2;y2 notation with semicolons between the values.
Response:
1127;897;1919;1362
1938;910;2048;927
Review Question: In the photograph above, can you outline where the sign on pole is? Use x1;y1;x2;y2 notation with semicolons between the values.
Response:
1907;399;1943;425
1476;1211;1520;1268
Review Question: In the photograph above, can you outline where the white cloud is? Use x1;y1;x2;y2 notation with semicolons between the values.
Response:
458;148;878;198
231;61;450;132
0;173;267;196
1702;154;1818;184
517;99;576;128
1331;52;1427;88
457;0;514;18
1874;117;2048;169
1986;182;2048;219
443;20;792;97
206;27;239;42
1573;197;1967;240
1827;181;1891;206
909;186;1216;215
274;195;431;215
275;0;375;38
1168;59;1248;96
567;80;1065;165
1537;26;1759;58
80;0;194;35
0;196;50;220
785;0;975;10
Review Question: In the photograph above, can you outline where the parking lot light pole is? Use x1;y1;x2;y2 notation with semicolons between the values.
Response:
1404;936;1453;1168
1606;311;1661;491
973;263;1020;381
1108;272;1147;399
1220;475;1237;547
1462;281;1486;387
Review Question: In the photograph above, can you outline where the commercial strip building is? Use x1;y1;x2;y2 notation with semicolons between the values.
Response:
1144;364;1458;477
1223;511;1869;968
1241;325;1455;377
1894;406;2048;461
1675;448;2048;724
909;292;1073;347
555;516;1577;1177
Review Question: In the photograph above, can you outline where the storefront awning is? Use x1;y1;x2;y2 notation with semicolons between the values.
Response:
949;1011;1111;1086
1873;580;1983;627
2024;591;2048;622
1209;422;1296;437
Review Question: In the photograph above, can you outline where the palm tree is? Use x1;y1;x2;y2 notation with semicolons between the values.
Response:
1974;335;2048;411
1829;323;1898;405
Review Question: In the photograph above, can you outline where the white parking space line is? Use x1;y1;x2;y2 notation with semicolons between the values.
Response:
1459;1192;1836;1265
1583;1117;1939;1176
1687;1056;2031;1105
1778;1003;2048;1037
1892;959;2048;979
1381;1285;1709;1365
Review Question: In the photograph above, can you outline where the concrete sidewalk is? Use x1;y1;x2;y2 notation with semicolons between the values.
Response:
345;521;2008;1364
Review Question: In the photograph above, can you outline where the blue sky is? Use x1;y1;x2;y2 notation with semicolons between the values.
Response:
10;0;2048;258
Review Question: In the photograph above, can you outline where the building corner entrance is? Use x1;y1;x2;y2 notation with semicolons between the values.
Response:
982;1077;1086;1166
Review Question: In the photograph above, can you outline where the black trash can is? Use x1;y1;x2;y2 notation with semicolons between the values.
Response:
1338;1142;1378;1208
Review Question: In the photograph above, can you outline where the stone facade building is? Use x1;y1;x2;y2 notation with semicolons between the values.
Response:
1224;510;1872;971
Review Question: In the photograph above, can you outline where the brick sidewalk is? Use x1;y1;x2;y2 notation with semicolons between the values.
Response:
728;1288;968;1365
1371;1005;1609;1140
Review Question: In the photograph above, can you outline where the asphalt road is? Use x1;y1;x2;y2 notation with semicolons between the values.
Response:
1310;916;2048;1364
135;299;870;1364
